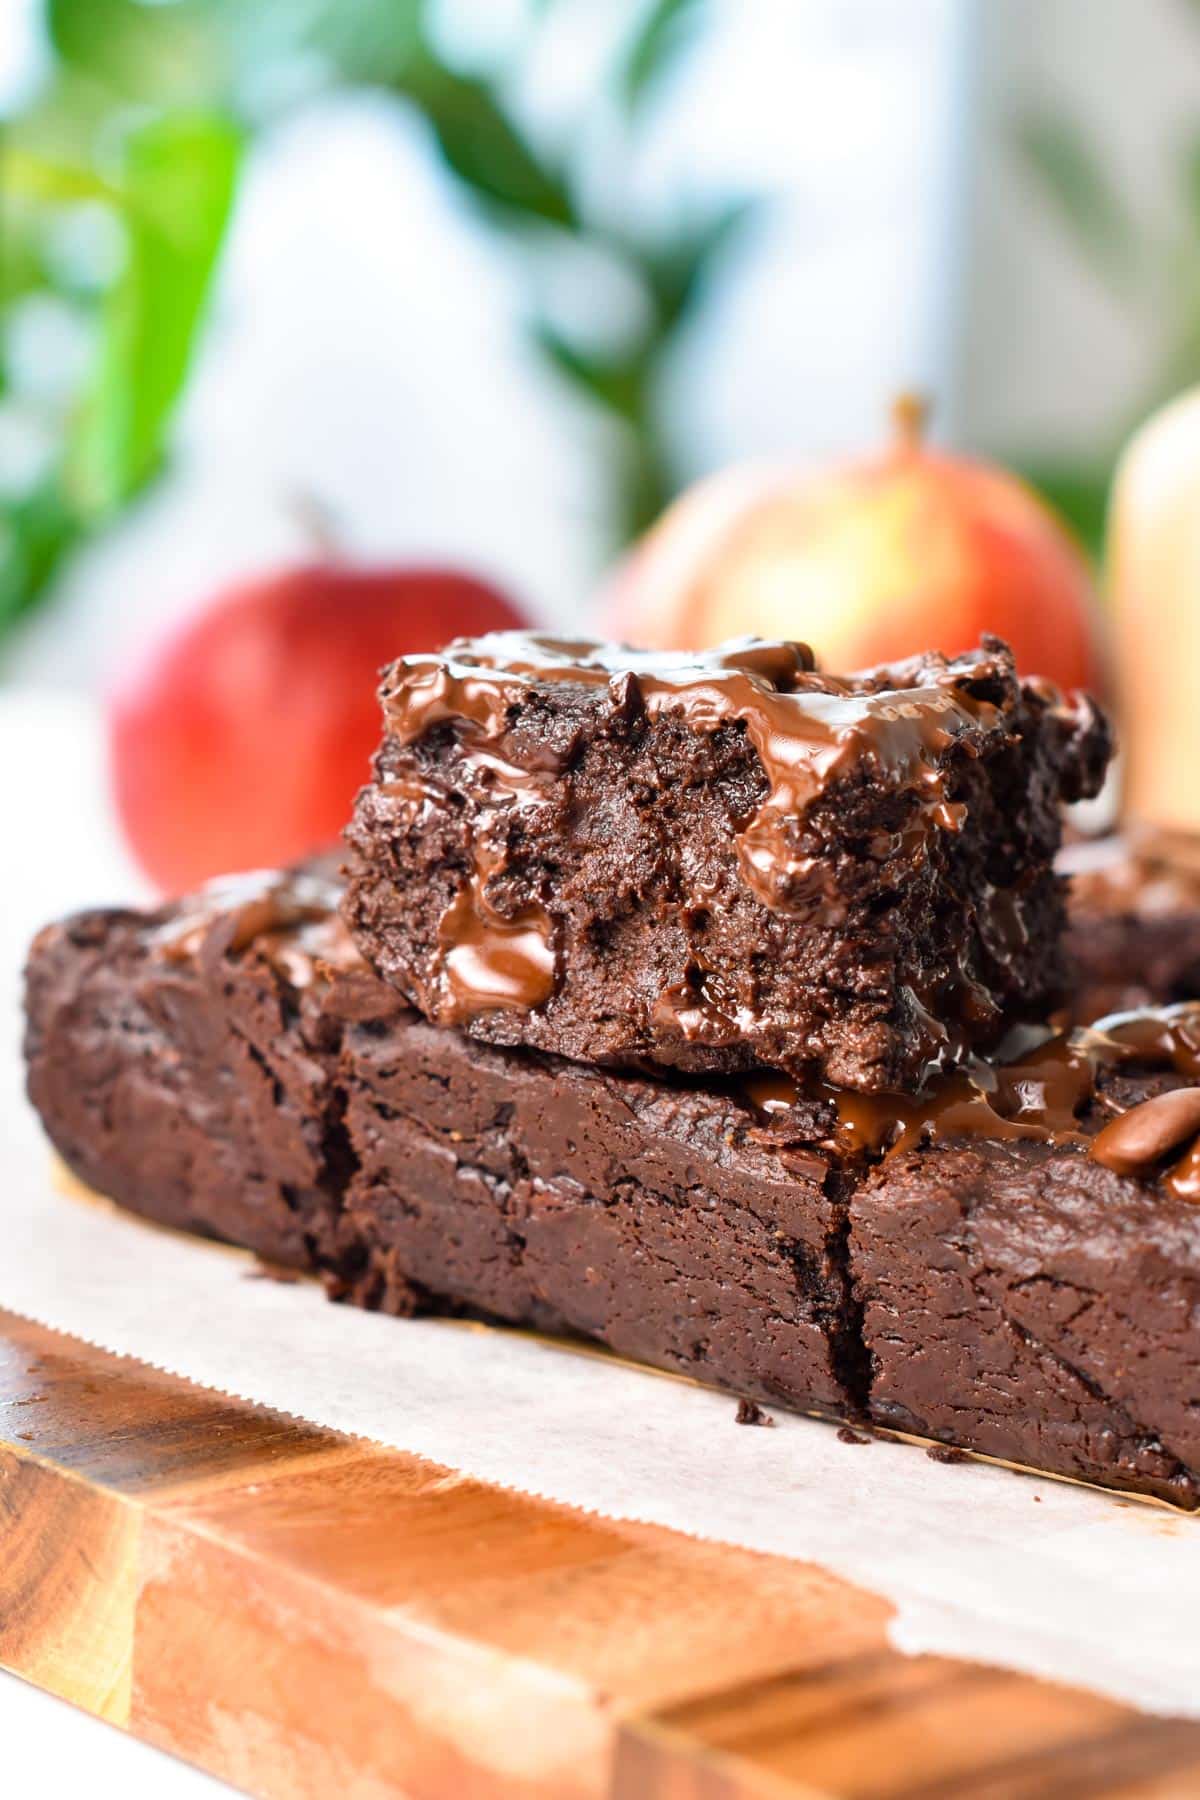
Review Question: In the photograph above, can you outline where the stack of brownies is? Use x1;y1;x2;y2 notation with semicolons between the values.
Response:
24;630;1200;1503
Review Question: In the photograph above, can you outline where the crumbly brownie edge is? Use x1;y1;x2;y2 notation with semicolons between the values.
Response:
22;887;361;1273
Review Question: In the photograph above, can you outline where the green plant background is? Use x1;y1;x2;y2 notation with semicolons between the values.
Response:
8;0;1185;652
2;0;753;644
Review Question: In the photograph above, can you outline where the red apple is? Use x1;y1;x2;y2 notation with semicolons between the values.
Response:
110;563;529;893
606;399;1104;693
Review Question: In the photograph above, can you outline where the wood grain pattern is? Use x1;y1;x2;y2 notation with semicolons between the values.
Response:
1;1306;1198;1799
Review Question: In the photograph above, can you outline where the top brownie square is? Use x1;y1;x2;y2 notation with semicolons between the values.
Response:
344;631;1109;1091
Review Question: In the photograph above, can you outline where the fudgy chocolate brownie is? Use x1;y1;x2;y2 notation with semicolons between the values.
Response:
24;867;1200;1502
846;1009;1200;1504
1063;833;1200;1022
339;1011;855;1411
344;631;1108;1092
23;862;390;1274
23;865;856;1411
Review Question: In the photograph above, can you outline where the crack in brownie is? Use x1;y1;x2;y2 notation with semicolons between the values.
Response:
846;1008;1200;1504
22;865;1200;1503
344;631;1108;1092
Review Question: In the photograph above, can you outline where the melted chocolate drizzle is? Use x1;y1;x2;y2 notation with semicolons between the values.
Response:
152;867;363;989
152;859;1200;1199
377;630;1031;1027
746;1004;1200;1198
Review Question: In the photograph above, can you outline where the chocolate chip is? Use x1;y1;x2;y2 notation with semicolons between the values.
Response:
1090;1086;1200;1176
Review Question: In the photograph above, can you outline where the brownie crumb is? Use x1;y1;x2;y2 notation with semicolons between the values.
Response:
837;1426;870;1445
246;1258;303;1284
926;1444;970;1464
735;1398;775;1427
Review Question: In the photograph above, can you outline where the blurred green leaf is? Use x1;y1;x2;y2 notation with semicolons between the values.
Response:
621;0;705;111
531;323;672;537
3;148;118;207
298;0;424;90
1146;297;1200;416
400;57;575;228
1016;109;1138;288
1014;456;1113;565
641;197;753;331
621;431;673;536
533;321;648;421
0;163;57;306
48;0;228;110
2;0;742;643
68;110;243;517
0;476;80;634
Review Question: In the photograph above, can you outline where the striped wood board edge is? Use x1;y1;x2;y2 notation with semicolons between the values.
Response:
1;1306;1199;1798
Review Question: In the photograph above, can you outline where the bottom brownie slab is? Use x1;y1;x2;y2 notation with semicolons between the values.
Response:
22;864;1200;1503
341;1013;852;1415
848;1015;1200;1506
23;872;358;1271
853;1143;1200;1505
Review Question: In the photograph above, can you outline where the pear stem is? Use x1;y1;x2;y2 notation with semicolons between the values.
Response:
891;392;929;452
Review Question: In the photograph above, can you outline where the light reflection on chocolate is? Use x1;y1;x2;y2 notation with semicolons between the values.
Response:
742;1072;799;1115
1164;1136;1200;1202
1091;1088;1200;1177
745;1004;1200;1198
651;961;757;1046
150;867;363;989
435;882;555;1021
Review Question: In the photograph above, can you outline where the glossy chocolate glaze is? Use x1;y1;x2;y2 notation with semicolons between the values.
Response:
153;864;1200;1198
1091;1088;1200;1198
151;866;363;989
748;1003;1200;1197
377;630;1051;1028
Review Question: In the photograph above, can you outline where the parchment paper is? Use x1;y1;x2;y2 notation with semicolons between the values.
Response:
3;697;1198;1718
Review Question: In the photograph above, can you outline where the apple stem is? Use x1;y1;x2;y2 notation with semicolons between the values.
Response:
891;392;929;452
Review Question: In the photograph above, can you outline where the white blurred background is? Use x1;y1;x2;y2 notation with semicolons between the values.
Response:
6;0;1199;692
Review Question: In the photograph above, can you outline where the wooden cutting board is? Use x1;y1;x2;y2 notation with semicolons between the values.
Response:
3;1304;1200;1799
